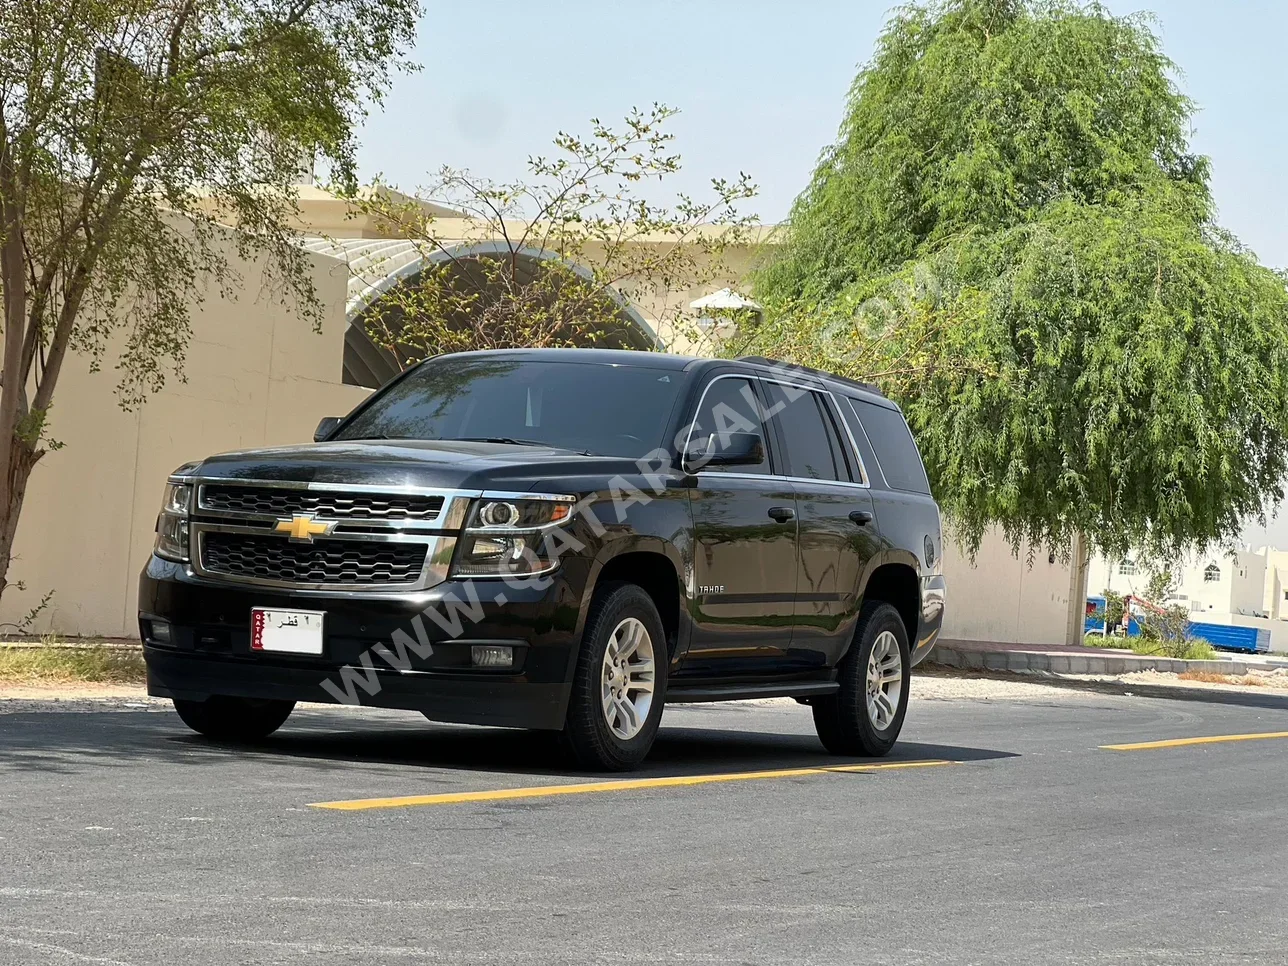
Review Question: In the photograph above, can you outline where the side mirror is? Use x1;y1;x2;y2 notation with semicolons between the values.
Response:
684;431;764;472
314;416;343;442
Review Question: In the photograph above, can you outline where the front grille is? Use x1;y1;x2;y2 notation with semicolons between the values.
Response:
200;484;444;521
201;532;427;586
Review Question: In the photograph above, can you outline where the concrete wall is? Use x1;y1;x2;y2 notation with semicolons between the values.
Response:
0;242;369;638
1261;548;1288;619
1227;551;1267;616
941;531;1075;646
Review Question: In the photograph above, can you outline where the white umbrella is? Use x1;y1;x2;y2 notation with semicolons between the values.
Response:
689;287;762;312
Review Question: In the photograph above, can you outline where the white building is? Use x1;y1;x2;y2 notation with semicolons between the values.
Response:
1259;548;1288;620
1087;548;1267;617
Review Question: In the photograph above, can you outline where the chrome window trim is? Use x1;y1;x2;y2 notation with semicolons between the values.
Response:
680;372;773;477
756;377;871;489
841;397;893;490
698;470;873;492
821;391;870;487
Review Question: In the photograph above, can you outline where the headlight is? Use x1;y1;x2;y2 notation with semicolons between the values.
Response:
155;482;191;562
450;495;575;578
467;498;573;530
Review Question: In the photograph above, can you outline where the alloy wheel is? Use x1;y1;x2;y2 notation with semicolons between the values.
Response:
600;617;657;740
866;630;903;730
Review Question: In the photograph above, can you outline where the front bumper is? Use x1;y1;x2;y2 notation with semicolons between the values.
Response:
138;554;589;730
911;574;946;667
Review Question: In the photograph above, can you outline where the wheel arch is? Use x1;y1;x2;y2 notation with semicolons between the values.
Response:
581;542;686;661
860;559;921;650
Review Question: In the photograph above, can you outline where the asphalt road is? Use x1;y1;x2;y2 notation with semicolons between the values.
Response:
2;683;1287;966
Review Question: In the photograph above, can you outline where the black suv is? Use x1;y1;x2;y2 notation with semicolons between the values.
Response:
140;349;945;770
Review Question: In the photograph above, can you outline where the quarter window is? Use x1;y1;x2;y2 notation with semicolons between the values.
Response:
687;376;770;476
763;383;843;482
846;398;931;494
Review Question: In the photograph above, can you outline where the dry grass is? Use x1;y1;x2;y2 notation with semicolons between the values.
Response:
0;644;145;685
1177;670;1270;688
1085;633;1217;661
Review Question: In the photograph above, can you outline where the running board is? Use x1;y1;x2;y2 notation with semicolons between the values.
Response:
666;681;840;703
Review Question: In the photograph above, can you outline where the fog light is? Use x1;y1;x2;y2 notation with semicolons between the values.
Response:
471;644;513;668
150;620;173;644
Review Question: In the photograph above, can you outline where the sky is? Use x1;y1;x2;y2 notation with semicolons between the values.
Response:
354;0;1288;543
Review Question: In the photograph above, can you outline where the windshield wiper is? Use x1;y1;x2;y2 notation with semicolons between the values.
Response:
448;436;597;456
447;436;550;447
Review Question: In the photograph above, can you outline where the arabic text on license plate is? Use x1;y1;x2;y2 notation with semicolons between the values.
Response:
251;608;325;655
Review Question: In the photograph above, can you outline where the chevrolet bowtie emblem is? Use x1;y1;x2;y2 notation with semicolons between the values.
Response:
275;514;332;542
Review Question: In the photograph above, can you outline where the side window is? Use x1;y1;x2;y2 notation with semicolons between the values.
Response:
763;382;842;482
849;398;931;494
687;376;770;475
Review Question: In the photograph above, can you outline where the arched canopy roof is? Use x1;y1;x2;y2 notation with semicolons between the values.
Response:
301;236;662;387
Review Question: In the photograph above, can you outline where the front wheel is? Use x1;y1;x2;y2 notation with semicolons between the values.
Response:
813;602;910;756
172;695;295;742
560;582;668;771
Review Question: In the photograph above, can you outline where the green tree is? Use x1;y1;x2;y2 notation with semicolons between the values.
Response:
1100;589;1124;633
0;0;418;601
346;106;757;368
1144;567;1176;605
739;0;1288;559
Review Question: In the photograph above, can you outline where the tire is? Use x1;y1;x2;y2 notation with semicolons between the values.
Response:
813;602;910;757
172;695;295;742
560;581;668;771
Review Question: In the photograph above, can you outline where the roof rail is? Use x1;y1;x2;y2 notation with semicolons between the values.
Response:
736;356;885;398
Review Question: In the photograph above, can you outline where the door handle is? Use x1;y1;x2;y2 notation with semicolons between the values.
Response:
767;506;795;523
849;509;874;526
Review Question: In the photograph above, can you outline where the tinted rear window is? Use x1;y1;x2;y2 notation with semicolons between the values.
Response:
763;383;841;482
846;398;930;494
335;358;681;458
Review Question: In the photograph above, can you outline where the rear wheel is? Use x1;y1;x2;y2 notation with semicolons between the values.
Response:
560;581;668;771
172;695;295;742
813;602;910;756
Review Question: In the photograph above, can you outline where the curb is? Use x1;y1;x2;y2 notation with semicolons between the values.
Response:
0;641;141;651
930;643;1277;678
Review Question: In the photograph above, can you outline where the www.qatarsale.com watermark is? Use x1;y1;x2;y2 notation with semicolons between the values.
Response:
318;365;815;705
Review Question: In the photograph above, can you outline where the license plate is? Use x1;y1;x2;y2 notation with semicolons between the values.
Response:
251;608;325;655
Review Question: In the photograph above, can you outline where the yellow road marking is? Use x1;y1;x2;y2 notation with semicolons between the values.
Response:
309;759;956;811
1102;731;1288;752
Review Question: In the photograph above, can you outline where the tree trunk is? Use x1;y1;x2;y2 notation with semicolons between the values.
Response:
1064;530;1091;646
0;437;42;601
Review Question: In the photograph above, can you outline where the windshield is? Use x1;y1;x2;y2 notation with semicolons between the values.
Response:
334;357;683;458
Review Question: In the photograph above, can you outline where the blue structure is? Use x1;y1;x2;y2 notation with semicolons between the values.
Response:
1084;595;1106;635
1187;621;1271;655
1085;597;1271;654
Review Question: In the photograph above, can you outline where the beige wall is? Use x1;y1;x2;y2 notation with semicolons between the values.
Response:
1;189;1077;645
940;530;1075;646
0;242;368;638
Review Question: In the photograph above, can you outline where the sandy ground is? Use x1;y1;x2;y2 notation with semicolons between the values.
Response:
0;682;156;704
1118;667;1288;693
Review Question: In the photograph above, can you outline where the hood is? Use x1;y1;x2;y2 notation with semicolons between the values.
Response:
181;439;661;493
